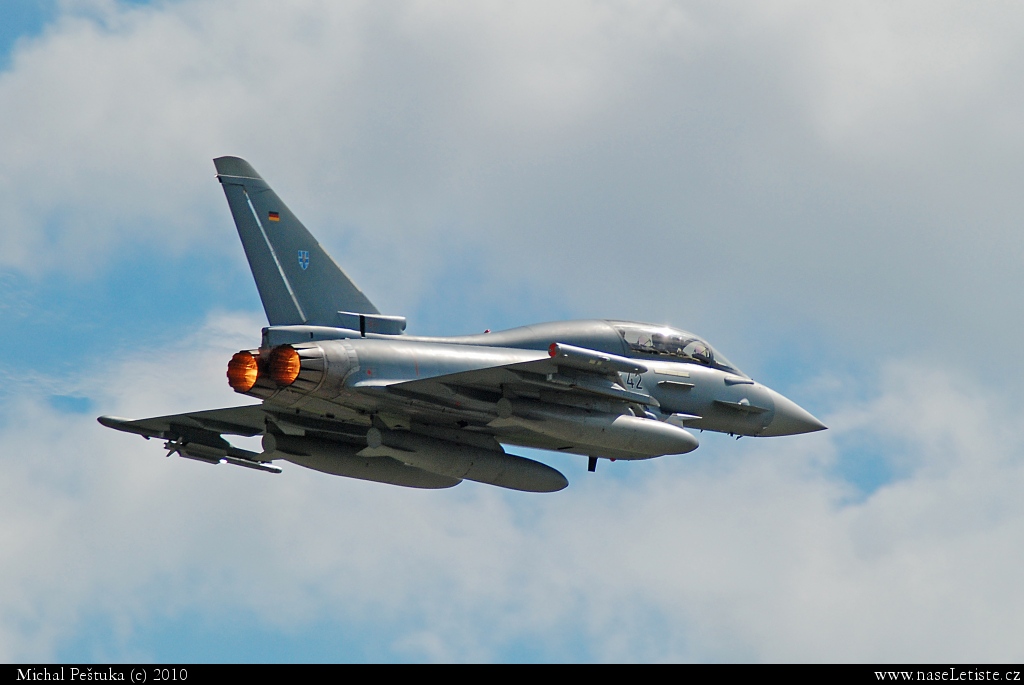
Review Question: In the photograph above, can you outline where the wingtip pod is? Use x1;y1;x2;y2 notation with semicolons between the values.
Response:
97;415;140;433
213;156;263;180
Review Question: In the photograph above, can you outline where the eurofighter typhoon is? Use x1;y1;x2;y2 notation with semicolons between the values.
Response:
99;157;826;493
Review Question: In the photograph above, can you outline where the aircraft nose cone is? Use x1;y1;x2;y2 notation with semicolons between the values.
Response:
762;388;827;436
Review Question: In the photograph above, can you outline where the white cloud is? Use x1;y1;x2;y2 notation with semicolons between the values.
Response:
3;0;1024;662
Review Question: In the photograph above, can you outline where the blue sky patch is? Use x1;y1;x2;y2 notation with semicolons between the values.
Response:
48;395;95;414
0;0;57;70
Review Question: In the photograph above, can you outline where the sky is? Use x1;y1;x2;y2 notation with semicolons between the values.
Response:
2;0;1024;663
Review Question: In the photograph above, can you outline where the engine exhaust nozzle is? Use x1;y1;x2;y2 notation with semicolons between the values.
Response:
268;345;302;386
227;351;259;392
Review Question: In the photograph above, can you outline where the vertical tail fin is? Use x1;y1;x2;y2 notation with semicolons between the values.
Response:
213;156;379;326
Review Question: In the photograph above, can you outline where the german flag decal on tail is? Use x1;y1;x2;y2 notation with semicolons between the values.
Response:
268;211;280;221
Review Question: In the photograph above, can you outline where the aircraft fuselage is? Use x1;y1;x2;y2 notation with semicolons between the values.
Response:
244;319;823;460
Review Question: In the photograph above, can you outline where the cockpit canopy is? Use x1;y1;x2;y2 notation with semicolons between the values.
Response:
612;322;747;378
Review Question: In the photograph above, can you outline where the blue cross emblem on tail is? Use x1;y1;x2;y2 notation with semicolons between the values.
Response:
298;250;310;270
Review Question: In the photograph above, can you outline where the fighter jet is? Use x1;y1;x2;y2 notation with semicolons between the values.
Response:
99;157;826;493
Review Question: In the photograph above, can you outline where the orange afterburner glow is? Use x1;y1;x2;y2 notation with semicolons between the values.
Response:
269;346;302;386
227;351;259;392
